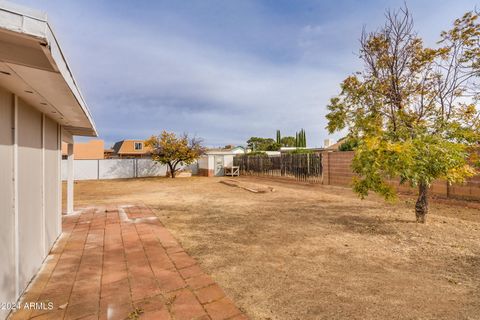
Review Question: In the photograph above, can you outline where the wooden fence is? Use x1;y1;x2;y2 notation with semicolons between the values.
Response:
233;153;322;182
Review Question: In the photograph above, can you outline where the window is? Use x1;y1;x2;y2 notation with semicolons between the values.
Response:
134;142;143;150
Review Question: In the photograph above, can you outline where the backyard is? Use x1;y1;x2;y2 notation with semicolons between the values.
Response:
67;176;480;320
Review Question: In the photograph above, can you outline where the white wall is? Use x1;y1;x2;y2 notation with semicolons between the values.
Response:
198;156;209;170
137;159;167;177
17;99;44;292
224;155;234;167
200;154;233;171
44;116;61;250
60;159;197;180
99;159;135;179
0;91;61;320
74;160;100;180
0;88;15;320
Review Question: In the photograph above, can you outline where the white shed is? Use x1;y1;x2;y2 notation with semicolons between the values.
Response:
198;150;236;176
0;2;96;316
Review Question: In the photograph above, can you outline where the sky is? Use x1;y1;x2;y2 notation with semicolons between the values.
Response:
16;0;479;148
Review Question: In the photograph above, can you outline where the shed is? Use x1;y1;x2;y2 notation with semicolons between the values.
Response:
0;2;96;316
198;150;236;176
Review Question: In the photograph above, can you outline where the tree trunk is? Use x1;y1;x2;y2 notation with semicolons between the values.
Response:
415;182;429;223
168;162;176;178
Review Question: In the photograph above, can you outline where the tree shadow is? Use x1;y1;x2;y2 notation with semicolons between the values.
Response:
325;213;412;235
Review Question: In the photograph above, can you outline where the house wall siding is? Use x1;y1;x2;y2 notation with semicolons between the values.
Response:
0;88;16;320
0;89;61;319
44;116;61;250
17;98;44;292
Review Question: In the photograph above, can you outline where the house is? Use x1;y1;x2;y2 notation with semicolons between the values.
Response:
111;139;152;158
61;139;104;159
324;138;345;151
0;2;96;317
104;147;115;159
230;146;246;154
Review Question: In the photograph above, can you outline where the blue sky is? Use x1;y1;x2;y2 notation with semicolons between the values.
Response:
16;0;479;148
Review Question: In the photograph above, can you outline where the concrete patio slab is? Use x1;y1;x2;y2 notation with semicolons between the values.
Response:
8;205;246;320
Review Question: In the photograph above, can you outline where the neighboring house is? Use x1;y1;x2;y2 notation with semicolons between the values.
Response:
231;146;246;154
324;138;345;151
104;147;115;159
111;139;152;158
0;2;96;318
61;139;104;159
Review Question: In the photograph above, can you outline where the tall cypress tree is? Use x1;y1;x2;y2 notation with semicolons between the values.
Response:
276;130;281;144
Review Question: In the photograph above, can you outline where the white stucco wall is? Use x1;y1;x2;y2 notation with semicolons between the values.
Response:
0;91;61;319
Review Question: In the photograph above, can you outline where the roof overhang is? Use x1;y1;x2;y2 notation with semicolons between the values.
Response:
0;1;97;137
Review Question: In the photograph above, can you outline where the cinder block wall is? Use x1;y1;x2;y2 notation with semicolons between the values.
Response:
321;151;480;201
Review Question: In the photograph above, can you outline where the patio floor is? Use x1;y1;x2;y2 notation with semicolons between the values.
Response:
9;204;247;320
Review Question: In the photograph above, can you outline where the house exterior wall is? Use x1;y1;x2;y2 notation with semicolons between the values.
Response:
61;139;104;159
0;89;61;319
0;88;15;320
17;98;44;292
114;140;152;158
44;116;61;249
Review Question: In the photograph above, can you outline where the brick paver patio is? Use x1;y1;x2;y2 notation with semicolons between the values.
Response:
9;205;247;320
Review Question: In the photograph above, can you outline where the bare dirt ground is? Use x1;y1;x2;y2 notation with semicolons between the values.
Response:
68;176;480;320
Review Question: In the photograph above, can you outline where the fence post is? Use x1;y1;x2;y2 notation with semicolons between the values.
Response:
307;153;310;175
327;152;330;185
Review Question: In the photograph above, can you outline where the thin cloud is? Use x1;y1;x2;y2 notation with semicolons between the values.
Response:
17;0;480;147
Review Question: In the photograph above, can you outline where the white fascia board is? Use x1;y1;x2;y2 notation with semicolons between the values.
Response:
0;1;97;137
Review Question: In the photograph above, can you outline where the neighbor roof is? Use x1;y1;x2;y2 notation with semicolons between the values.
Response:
0;1;97;136
112;140;151;154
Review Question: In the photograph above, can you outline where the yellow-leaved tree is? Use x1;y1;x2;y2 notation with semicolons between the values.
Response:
146;131;205;178
326;7;480;223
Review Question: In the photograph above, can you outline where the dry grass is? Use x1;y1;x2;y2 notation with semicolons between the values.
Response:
68;176;480;320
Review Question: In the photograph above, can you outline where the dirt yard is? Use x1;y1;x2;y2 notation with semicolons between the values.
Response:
68;176;480;320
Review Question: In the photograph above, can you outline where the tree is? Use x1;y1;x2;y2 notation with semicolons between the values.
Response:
266;142;281;151
338;137;359;151
300;129;307;147
146;131;205;178
276;130;281;144
280;136;296;147
326;7;479;223
247;137;280;151
295;129;307;147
